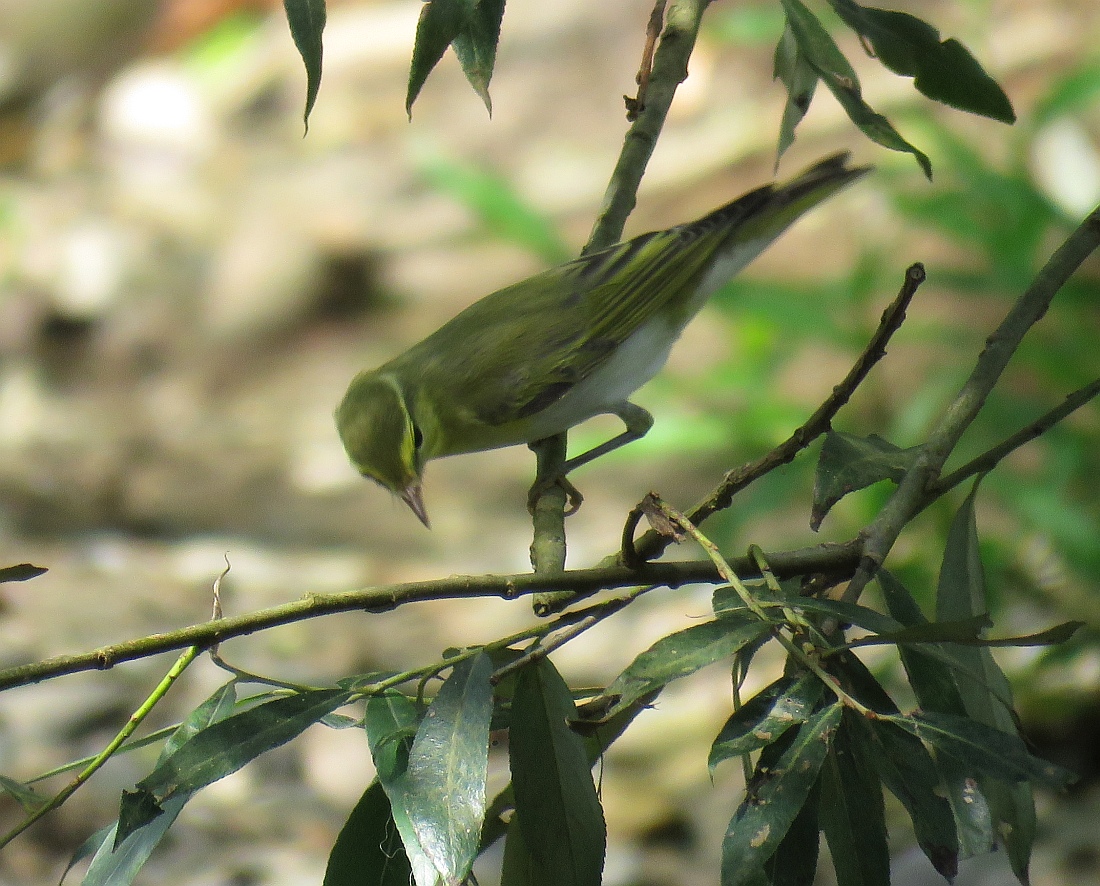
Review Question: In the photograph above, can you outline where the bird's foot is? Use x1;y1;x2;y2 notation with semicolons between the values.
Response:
527;473;584;516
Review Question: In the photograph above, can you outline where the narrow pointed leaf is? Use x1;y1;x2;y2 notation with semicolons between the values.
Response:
452;0;506;114
283;0;326;128
324;780;413;886
773;23;818;162
0;563;47;583
500;812;537;886
0;775;45;812
780;0;932;177
860;716;959;879
938;483;1038;882
602;616;768;719
88;796;188;886
710;674;823;767
812;431;919;530
403;653;494;886
888;712;1074;788
364;693;439;886
511;658;606;886
819;712;890;886
407;0;466;116
116;688;349;845
763;777;820;886
828;0;1014;122
721;703;842;886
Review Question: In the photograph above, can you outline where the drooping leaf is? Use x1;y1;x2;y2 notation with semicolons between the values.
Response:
84;683;239;882
324;780;413;886
773;22;819;163
118;688;349;843
600;616;769;719
0;775;45;812
510;658;606;886
828;0;1015;123
818;712;890;886
89;797;189;886
403;653;494;886
407;0;467;116
720;703;842;886
811;431;919;530
937;483;1040;882
451;0;506;114
0;563;47;583
500;812;537;886
762;775;820;886
282;0;326;129
363;692;439;886
779;0;932;177
709;674;823;768
831;649;960;878
888;711;1075;789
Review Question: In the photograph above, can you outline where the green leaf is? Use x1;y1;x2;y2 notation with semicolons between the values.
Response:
828;0;1015;123
404;653;494;886
511;658;606;886
721;703;842;886
364;692;440;886
938;483;1038;881
500;812;537;886
0;775;46;812
85;683;239;882
709;674;823;768
89;796;189;886
451;0;506;114
119;688;349;843
762;775;820;886
773;23;819;162
714;585;903;637
282;0;326;129
888;711;1075;789
0;563;47;583
811;431;919;530
602;616;769;719
407;0;466;116
324;780;413;886
779;0;932;177
819;712;890;886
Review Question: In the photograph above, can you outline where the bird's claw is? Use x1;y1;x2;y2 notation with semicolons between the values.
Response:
527;474;584;516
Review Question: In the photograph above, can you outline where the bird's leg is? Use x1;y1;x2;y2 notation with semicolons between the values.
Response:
528;403;654;516
561;402;654;473
528;434;584;516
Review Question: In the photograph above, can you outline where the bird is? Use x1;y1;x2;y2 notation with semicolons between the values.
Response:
336;152;869;527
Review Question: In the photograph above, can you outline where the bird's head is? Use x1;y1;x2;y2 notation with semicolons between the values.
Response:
335;371;430;527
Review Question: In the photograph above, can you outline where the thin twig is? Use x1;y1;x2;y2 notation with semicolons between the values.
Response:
527;0;715;610
928;376;1100;498
844;207;1100;604
627;262;926;563
625;0;668;120
0;645;200;850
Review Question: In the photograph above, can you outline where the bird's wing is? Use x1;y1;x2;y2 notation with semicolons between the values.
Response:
404;215;740;427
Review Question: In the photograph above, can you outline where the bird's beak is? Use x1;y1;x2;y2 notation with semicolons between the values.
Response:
400;483;431;529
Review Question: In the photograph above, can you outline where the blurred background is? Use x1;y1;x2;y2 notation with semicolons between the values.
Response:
0;0;1097;883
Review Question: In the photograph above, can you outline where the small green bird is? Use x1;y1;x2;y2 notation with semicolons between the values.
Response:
337;153;869;526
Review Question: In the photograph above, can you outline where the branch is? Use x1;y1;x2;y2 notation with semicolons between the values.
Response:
844;205;1100;602
529;0;713;604
929;376;1100;498
0;540;862;692
627;262;926;563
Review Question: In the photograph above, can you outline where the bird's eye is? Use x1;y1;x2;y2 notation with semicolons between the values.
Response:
412;423;424;450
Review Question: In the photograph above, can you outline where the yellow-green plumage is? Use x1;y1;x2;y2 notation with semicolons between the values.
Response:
337;153;869;526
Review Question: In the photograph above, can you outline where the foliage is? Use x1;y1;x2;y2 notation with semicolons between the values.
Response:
1;2;1096;886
